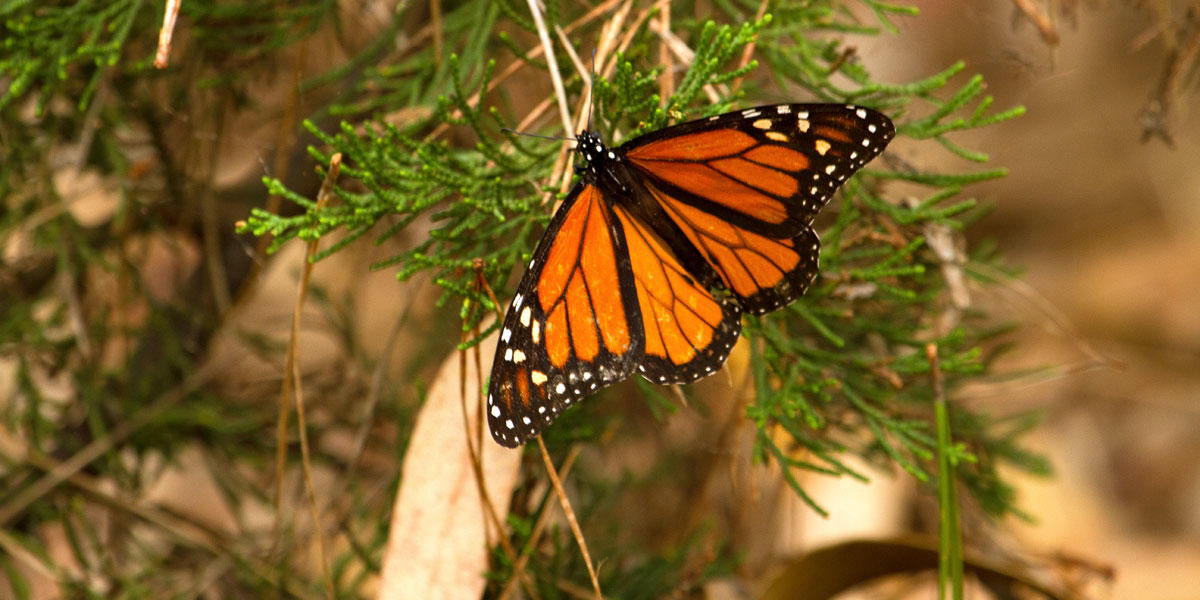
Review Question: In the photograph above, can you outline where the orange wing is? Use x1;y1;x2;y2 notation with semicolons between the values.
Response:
612;205;742;384
622;103;894;314
487;184;644;447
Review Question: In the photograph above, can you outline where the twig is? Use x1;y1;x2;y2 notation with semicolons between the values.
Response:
729;0;770;94
275;153;343;598
526;0;575;137
0;366;214;526
154;0;182;68
1010;0;1061;45
7;445;320;597
200;96;232;313
456;266;523;573
1141;6;1200;146
537;438;603;599
647;20;724;103
249;41;306;285
555;25;591;97
425;0;625;141
927;343;964;600
499;446;582;600
971;261;1120;373
431;0;443;64
657;0;674;101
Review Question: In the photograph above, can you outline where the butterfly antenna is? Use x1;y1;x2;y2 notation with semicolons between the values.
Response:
587;49;597;133
501;128;575;143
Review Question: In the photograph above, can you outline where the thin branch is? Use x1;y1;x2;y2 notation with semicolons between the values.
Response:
0;366;215;526
729;0;770;94
1010;0;1061;45
154;0;182;68
538;438;602;599
299;154;341;597
499;446;582;600
526;0;574;137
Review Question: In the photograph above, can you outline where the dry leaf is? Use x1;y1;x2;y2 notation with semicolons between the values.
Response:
377;330;521;599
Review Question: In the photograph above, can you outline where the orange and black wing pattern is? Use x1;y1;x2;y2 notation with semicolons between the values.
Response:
611;204;742;384
622;104;895;314
487;183;644;447
487;104;894;447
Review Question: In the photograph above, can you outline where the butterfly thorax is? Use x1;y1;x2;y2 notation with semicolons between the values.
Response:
574;130;636;197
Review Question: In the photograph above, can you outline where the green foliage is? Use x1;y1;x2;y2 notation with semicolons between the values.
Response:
2;0;1048;596
249;1;1034;524
243;0;1037;522
0;0;144;113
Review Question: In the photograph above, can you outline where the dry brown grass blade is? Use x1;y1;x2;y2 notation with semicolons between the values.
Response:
425;0;626;142
657;1;674;100
526;0;574;136
248;42;305;285
5;446;319;597
154;0;182;68
729;0;770;94
273;153;343;598
377;324;521;598
0;365;214;527
537;437;602;599
1010;0;1062;45
497;446;580;600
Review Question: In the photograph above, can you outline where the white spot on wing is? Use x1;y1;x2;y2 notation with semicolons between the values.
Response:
513;349;526;363
520;306;531;327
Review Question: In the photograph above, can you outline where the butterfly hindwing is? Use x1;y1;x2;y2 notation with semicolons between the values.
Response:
487;183;645;447
611;205;742;384
643;182;823;314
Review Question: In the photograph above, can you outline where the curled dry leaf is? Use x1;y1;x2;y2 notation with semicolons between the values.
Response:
378;329;521;599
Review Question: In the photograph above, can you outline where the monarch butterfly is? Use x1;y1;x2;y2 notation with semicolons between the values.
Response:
487;103;894;447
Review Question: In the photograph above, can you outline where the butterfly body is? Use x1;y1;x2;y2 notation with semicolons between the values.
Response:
488;104;894;447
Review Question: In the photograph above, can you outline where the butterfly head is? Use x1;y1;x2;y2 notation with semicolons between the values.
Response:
574;130;616;173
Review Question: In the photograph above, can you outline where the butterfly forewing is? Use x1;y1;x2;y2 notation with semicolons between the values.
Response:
487;184;645;447
622;103;894;314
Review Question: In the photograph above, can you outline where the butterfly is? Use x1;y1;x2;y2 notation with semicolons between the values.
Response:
486;103;894;447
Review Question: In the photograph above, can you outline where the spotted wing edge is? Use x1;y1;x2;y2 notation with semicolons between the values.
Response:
620;103;896;238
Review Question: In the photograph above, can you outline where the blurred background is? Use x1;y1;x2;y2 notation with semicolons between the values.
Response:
1;1;1197;598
